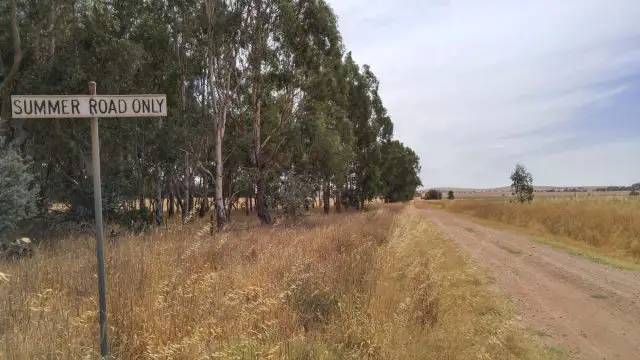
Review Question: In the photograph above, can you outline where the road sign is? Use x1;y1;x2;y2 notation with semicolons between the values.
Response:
11;85;168;358
10;94;167;118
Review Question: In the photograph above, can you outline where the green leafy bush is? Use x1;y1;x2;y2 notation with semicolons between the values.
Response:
0;139;40;242
423;189;443;200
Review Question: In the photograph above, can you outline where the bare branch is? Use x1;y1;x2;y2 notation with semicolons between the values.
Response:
197;161;215;182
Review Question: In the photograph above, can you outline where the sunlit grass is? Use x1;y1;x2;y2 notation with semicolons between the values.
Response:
1;206;552;359
418;197;640;264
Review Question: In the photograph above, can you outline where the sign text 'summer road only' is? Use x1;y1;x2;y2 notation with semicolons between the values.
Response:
11;94;167;118
11;85;167;359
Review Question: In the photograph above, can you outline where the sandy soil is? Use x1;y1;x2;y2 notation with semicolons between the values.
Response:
420;207;640;360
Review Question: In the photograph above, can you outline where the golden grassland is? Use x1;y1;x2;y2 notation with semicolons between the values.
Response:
0;205;555;359
420;197;640;264
452;191;630;200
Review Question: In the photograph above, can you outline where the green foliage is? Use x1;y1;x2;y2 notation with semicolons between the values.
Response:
423;189;443;200
117;208;153;233
510;163;534;203
0;0;422;228
0;139;39;240
447;190;455;200
380;140;422;202
274;169;316;219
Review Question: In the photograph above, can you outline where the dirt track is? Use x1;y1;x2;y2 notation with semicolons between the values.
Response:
420;207;640;360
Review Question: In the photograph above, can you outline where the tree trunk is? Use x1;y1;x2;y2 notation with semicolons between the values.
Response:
199;174;209;218
182;153;190;224
335;187;342;213
225;177;234;221
181;192;188;223
199;197;208;218
168;185;175;217
215;132;227;229
256;173;271;224
139;129;147;212
176;196;182;218
323;180;330;215
182;190;190;222
226;197;234;221
155;111;164;225
252;99;271;224
1;0;23;129
155;165;163;225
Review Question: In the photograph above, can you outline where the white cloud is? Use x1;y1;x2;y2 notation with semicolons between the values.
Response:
327;0;640;187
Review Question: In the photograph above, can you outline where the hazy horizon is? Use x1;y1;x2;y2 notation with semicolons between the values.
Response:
328;0;640;189
419;183;636;191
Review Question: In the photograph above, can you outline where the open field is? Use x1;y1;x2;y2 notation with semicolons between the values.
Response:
417;206;640;360
418;197;640;264
0;206;552;359
449;191;631;200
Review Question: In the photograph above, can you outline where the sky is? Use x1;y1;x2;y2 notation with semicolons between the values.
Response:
326;0;640;188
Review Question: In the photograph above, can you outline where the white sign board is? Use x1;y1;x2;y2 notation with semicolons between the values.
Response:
11;94;167;119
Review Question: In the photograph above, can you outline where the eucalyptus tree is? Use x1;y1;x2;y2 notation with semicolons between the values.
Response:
203;0;246;230
0;0;423;231
380;140;422;202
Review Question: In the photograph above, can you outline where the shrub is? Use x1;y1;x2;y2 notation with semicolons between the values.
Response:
447;190;455;200
274;169;315;219
423;189;443;200
0;139;40;242
117;208;153;234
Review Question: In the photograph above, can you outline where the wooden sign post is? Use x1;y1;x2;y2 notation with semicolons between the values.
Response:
11;83;167;358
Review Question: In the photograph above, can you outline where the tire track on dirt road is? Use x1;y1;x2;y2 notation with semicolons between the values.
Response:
420;207;640;360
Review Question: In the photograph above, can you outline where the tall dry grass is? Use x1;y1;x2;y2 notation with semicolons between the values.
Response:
426;198;640;261
1;206;548;359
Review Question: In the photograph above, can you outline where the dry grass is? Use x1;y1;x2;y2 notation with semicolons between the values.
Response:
422;197;640;262
1;206;549;359
453;191;630;200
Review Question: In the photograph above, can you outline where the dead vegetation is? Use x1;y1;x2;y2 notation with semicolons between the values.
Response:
419;197;640;262
1;205;550;359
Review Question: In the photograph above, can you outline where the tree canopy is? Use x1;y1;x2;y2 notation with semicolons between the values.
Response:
447;190;454;200
510;163;534;204
0;0;422;230
423;189;443;200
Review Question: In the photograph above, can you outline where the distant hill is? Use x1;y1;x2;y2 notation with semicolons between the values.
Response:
418;184;639;194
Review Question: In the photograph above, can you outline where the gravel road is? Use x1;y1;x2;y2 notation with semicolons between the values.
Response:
421;207;640;360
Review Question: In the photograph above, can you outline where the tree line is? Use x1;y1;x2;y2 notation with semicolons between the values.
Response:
0;0;422;236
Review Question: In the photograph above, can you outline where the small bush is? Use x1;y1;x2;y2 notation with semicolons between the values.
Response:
423;189;443;200
116;208;153;233
0;140;40;243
